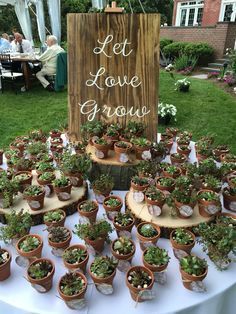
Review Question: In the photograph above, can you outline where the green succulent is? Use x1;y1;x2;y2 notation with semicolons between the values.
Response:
144;246;170;266
180;255;207;276
139;224;158;238
90;256;118;278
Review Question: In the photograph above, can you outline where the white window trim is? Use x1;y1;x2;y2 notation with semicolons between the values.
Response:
219;0;236;22
175;1;204;26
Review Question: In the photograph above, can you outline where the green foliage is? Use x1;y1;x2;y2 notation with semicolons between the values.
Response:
0;173;19;207
23;185;44;196
19;236;40;252
60;152;91;177
202;175;221;190
172;228;194;245
113;237;134;255
198;191;219;202
160;38;173;51
104;197;121;208
198;158;221;178
125;121;145;136
94;138;109;146
175;176;193;191
164;165;179;175
26;142;47;155
114;211;134;227
145;186;165;201
74;220;112;241
172;189;195;204
44;210;64;223
131;137;150;147
139;224;158;238
39;172;55;182
180;255;207;276
28;260;53;280
53;176;70;187
91;174;114;194
81;120;104;138
35;161;54;172
131;176;149;186
60;273;86;296
136;160;159;178
90;256;118;278
127;268;152;288
174;54;198;72
144;246;170;266
63;247;87;264
163;42;189;58
48;226;70;243
79;201;97;212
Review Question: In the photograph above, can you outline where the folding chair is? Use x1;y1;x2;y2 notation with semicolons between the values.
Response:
0;54;24;94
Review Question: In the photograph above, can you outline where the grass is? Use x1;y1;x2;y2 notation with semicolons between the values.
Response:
0;71;235;152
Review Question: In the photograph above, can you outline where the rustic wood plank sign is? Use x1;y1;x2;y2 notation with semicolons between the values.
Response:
68;13;160;141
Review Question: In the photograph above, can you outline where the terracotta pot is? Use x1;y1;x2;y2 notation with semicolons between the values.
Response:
54;183;72;201
89;264;116;286
170;229;195;254
223;187;236;212
126;266;154;302
50;131;62;138
50;138;63;145
16;234;43;262
136;222;161;251
174;199;195;219
162;166;181;179
84;237;105;253
48;228;72;250
170;154;187;165
114;142;132;162
145;192;165;208
142;249;168;272
180;266;208;290
78;200;99;223
113;216;135;237
58;272;87;302
177;146;191;157
14;171;33;193
93;139;110;159
63;172;83;187
63;244;89;273
131;180;149;192
198;190;221;217
103;195;123;220
0;249;11;281
27;258;55;292
160;139;173;154
227;172;236;188
111;239;136;262
10;142;25;156
103;133;119;149
43;210;66;227
37;173;56;186
156;176;175;192
119;135;132;143
24;189;45;211
213;148;229;162
134;143;151;160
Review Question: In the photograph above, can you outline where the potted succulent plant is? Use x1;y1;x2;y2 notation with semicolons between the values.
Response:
81;120;104;143
227;173;236;188
195;221;236;270
14;171;33;193
220;153;236;163
180;255;208;290
62;244;89;273
0;210;32;244
136;222;161;251
27;258;55;293
53;176;72;201
36;153;53;163
125;121;145;137
196;142;212;161
114;141;132;163
171;189;196;219
111;237;136;263
91;174;114;204
177;145;191;157
103;127;119;147
170;228;195;254
145;186;165;208
113;211;135;237
131;137;151;160
29;129;47;142
156;176;175;192
0;247;11;281
197;190;221;217
131;176;149;192
103;195;123;220
126;266;154;302
74;220;112;253
162;165;181;179
92;138;110;159
77;200;99;223
212;145;230;162
89;256;118;289
16;234;43;262
11;157;33;172
221;162;236;182
37;171;56;195
73;141;87;155
170;153;187;165
143;246;170;273
223;186;236;211
136;160;159;179
35;161;54;175
26;142;48;160
198;158;220;178
23;185;45;211
151;142;167;161
47;226;72;250
0;174;19;208
43;209;66;227
201;175;221;193
50;137;63;145
58;272;88;306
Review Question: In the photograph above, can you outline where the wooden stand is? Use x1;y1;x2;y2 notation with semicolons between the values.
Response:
125;191;215;238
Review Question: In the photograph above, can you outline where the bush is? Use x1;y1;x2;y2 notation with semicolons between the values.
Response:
184;42;214;58
160;38;173;51
163;42;189;58
174;54;198;72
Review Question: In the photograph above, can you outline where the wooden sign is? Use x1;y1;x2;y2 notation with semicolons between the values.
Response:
67;13;160;141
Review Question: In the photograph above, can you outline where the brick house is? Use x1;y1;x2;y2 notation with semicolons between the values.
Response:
161;0;236;58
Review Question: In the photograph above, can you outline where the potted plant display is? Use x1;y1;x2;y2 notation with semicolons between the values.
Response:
136;222;161;251
58;272;88;307
136;160;159;179
151;142;167;161
198;158;220;178
221;162;236;182
16;234;43;261
74;220;112;253
170;228;195;254
11;157;33;172
114;141;132;163
162;165;181;178
36;153;53;163
37;172;56;195
195;221;236;270
111;237;136;263
81;120;104;143
131;137;151;160
171;189;196;218
197;190;221;217
196;142;212;161
126;266;154;302
177;144;191;157
212;145;230;162
29;129;47;142
113;211;135;237
103;195;123;220
23;185;45;211
143;246;170;273
26;142;47;160
62;244;89;273
53;176;72;201
145;186;165;209
77;200;99;223
180;255;208;290
14;171;33;193
47;226;72;250
156;176;175;192
201;175;221;193
0;210;32;244
103;127;119;147
43;209;66;227
175;78;191;92
73;141;87;155
158;103;177;125
35;161;54;175
0;173;19;208
92;137;110;159
170;153;187;165
223;186;236;211
91;174;114;203
27;258;55;292
50;137;63;145
131;176;149;192
125;121;145;137
0;247;12;281
89;256;118;289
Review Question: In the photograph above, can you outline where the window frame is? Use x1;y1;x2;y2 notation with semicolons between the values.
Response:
176;0;205;26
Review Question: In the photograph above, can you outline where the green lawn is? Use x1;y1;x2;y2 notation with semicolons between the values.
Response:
0;71;236;152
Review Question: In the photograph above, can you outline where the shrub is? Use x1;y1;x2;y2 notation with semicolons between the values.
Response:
174;54;198;72
184;42;214;58
160;38;173;51
163;42;189;58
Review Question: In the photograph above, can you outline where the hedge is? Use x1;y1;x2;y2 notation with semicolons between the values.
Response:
160;38;173;51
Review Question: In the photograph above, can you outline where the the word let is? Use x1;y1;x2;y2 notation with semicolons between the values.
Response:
93;35;133;58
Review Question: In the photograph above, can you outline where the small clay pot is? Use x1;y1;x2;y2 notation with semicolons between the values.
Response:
170;153;187;165
78;200;99;223
14;171;33;193
0;248;12;281
89;263;116;286
23;188;45;211
63;244;89;273
54;183;72;201
16;234;43;262
48;228;72;250
126;266;154;302
174;199;195;219
114;141;132;162
134;142;151;160
93;139;110;159
170;229;195;254
27;258;55;292
156;176;175;192
177;146;191;157
222;187;236;212
63;172;83;187
131;180;149;192
43;210;66;227
142;249;168;272
103;195;123;220
113;216;135;237
198;189;220;217
111;239;136;262
145;191;165;208
162;166;181;179
58;272;87;302
136;222;161;251
84;237;105;253
180;266;208;290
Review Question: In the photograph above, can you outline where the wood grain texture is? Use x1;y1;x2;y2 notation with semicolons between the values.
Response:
67;13;160;141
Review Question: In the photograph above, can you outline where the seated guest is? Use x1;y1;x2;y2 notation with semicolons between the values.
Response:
0;35;11;53
11;32;33;53
36;35;64;91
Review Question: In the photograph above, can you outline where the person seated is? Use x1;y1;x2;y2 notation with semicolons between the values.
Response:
36;35;64;91
11;32;33;54
0;35;11;53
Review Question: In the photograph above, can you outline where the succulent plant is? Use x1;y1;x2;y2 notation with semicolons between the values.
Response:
180;255;207;276
28;260;53;279
113;237;134;255
48;227;70;243
60;272;86;296
90;256;118;278
144;246;170;266
74;220;112;241
44;210;64;223
19;236;40;252
63;247;87;264
127;269;152;288
172;228;194;245
139;224;158;238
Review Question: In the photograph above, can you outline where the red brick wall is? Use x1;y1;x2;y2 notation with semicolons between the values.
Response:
160;22;236;58
202;0;222;26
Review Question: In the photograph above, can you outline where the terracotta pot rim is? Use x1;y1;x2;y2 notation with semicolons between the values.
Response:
111;239;136;258
170;229;195;247
16;234;43;255
58;272;87;300
0;249;12;267
137;222;161;240
48;228;72;246
63;244;89;265
27;258;55;283
126;265;154;292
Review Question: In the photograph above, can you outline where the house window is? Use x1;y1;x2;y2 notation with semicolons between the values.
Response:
176;0;204;26
220;1;236;22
